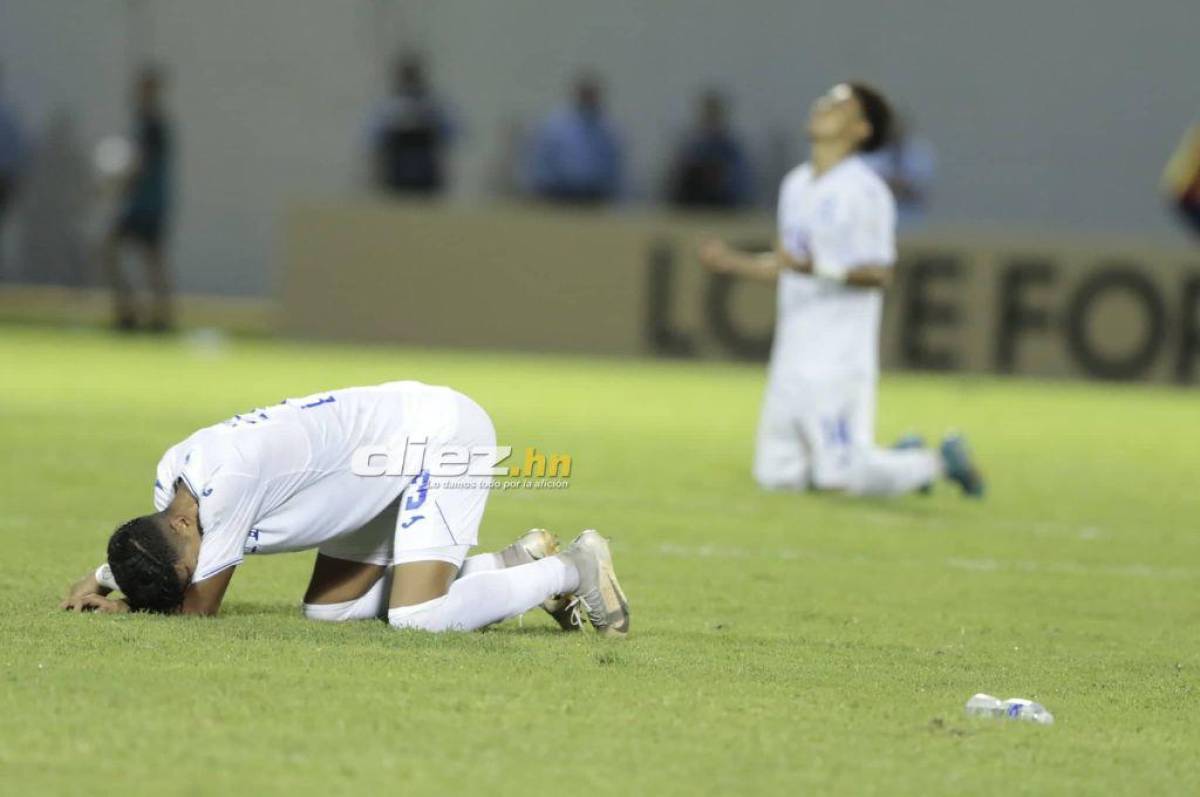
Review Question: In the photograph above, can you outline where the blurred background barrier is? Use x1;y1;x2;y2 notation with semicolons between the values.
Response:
2;0;1197;296
281;201;770;355
2;1;1197;385
284;202;1200;383
0;283;273;334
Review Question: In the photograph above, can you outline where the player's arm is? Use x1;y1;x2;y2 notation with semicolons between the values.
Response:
776;244;891;288
62;562;236;615
175;469;257;616
180;565;237;616
64;567;236;615
772;242;887;286
843;264;892;288
797;186;897;289
698;238;795;281
60;567;113;611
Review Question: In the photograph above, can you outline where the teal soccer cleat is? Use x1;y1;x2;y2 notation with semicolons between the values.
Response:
940;434;985;498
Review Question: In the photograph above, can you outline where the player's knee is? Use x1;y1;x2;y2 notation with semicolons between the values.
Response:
753;465;806;491
302;600;358;623
387;595;457;633
810;473;849;493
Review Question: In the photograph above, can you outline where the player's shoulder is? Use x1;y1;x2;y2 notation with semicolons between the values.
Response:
777;164;814;210
175;424;260;476
780;163;813;192
841;157;894;201
156;430;199;472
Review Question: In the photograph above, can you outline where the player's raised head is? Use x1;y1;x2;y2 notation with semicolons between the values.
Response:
106;514;188;612
847;82;892;152
808;82;892;153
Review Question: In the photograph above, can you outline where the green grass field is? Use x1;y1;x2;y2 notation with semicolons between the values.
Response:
1;325;1198;795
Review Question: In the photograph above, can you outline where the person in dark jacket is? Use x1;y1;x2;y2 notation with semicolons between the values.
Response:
669;90;752;209
103;66;174;332
367;55;456;196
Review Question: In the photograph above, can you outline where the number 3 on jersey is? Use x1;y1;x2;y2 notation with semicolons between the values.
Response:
400;470;431;528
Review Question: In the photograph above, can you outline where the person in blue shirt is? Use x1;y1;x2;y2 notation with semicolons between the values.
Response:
860;114;936;228
525;72;623;204
103;66;174;332
669;89;752;209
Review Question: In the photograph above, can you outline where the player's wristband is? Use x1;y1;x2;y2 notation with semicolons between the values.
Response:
95;563;119;592
812;259;848;283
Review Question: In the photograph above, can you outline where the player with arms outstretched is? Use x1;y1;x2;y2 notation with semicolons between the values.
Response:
61;381;630;635
700;82;983;498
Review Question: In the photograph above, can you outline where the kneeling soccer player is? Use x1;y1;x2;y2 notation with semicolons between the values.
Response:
61;381;630;636
700;82;984;498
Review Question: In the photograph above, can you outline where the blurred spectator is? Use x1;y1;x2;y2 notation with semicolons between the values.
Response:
525;72;623;204
668;89;752;209
860;114;935;226
0;65;27;272
1162;123;1200;236
103;66;174;332
367;55;456;196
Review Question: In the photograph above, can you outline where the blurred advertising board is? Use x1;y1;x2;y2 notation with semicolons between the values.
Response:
283;201;1199;384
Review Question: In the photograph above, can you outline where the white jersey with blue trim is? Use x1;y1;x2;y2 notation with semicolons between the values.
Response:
152;381;459;583
769;155;896;386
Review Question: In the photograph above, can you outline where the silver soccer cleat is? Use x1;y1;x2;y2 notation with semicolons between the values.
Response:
560;530;630;638
499;529;583;631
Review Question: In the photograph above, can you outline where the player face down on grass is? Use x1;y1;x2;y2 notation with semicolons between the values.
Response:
61;383;630;636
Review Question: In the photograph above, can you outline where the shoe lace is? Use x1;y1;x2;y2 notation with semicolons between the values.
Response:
518;595;584;630
576;587;608;629
560;596;584;629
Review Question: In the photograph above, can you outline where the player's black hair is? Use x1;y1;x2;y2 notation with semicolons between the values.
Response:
107;515;185;613
847;82;892;153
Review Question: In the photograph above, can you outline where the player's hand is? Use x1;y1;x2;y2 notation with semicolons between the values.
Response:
778;248;813;274
61;573;106;612
74;595;131;614
697;238;735;273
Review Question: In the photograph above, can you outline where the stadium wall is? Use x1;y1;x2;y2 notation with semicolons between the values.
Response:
284;202;1200;384
1;1;1197;298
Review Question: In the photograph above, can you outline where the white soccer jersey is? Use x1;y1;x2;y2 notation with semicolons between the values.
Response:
768;155;897;386
152;381;461;583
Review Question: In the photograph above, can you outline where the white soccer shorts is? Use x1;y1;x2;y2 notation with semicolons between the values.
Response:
316;392;495;569
752;377;876;491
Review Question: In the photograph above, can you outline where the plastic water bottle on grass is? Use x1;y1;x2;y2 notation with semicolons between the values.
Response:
965;693;1054;725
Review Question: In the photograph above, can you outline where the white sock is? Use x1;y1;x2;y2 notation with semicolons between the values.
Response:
456;552;503;580
845;447;941;497
303;575;389;622
388;556;579;632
